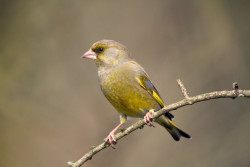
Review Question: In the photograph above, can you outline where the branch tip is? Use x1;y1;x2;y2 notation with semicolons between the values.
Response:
232;82;239;99
233;82;239;90
68;161;76;167
176;79;192;104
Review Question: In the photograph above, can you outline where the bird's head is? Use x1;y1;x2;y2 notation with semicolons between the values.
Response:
82;40;130;67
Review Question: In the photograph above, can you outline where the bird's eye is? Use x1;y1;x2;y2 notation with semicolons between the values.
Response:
99;47;104;52
95;47;104;53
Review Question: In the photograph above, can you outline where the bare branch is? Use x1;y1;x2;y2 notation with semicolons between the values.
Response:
68;81;250;167
177;79;192;104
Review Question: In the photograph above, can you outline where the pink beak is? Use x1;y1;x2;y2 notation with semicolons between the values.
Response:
81;49;97;60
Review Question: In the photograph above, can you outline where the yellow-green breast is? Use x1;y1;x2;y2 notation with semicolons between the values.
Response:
98;61;160;117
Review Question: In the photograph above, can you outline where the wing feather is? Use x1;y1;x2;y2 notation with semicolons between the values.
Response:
134;75;164;107
134;75;174;120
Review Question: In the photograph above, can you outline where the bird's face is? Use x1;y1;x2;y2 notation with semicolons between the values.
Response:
82;40;130;67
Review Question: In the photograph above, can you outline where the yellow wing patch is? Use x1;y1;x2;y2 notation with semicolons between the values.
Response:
135;76;164;107
152;90;164;107
135;76;146;89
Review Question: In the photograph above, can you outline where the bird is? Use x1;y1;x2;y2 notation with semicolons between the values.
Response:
82;40;190;147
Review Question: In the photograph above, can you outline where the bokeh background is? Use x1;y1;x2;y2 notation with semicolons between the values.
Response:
0;1;249;167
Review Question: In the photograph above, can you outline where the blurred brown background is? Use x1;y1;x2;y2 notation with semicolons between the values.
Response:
0;1;250;167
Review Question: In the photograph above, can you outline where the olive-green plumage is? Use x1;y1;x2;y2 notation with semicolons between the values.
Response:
82;40;190;144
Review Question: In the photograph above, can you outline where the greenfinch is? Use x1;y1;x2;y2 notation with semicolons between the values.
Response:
82;40;190;146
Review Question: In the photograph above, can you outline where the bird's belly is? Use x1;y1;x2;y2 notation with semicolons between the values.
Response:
101;76;157;117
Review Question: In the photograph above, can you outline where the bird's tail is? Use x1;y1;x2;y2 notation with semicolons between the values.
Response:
156;115;191;141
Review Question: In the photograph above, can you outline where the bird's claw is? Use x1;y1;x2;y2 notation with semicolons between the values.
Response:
105;133;117;149
144;112;155;127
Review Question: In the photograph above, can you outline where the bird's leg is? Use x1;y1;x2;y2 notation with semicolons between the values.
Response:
144;110;155;127
105;123;123;148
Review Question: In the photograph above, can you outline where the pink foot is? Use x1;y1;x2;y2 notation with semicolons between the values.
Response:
144;112;155;127
104;123;123;149
105;132;116;148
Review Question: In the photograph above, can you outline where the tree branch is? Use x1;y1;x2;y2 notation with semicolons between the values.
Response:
177;79;192;104
68;79;250;167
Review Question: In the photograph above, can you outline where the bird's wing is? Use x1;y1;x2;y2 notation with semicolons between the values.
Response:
134;74;174;120
134;75;164;107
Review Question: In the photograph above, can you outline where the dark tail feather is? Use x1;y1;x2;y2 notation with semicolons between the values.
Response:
178;128;191;139
165;112;174;120
156;116;191;141
165;125;191;141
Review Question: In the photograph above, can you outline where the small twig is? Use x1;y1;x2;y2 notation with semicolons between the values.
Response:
232;82;239;99
233;82;239;90
177;79;192;104
68;81;250;167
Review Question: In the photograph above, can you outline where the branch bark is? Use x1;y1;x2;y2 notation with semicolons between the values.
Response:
68;80;250;167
